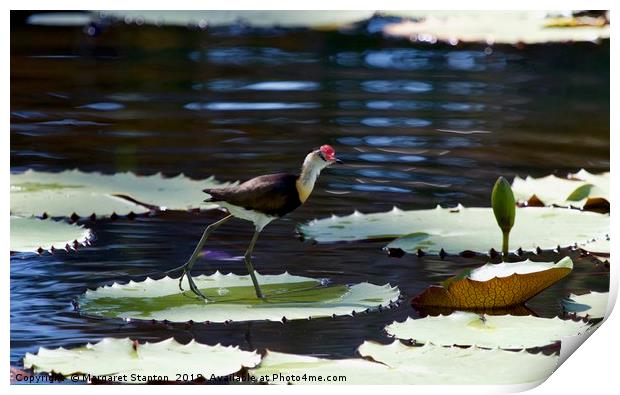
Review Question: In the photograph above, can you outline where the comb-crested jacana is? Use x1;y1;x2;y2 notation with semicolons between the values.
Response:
170;145;342;300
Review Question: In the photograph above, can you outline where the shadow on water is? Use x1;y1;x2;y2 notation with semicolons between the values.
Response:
10;18;609;366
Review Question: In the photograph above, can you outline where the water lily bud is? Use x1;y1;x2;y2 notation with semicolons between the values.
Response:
492;176;516;233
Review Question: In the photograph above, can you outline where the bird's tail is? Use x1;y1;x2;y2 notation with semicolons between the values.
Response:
203;187;224;202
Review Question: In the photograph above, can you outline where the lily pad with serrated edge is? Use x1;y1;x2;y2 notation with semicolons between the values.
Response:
569;169;609;188
411;257;573;310
10;216;92;253
563;292;608;320
77;271;400;323
511;169;609;210
580;238;610;253
358;341;558;384
249;341;558;385
385;311;589;349
579;238;610;263
299;205;609;255
23;337;261;383
383;207;608;255
10;169;235;218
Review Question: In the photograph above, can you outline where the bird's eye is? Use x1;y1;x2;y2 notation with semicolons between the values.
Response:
318;151;327;161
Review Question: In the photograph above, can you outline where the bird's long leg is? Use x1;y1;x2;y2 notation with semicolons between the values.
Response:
244;230;264;299
169;214;233;298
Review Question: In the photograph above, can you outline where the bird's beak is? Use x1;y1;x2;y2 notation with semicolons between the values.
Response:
335;157;343;164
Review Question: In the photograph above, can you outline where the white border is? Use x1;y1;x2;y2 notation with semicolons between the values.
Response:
4;1;616;394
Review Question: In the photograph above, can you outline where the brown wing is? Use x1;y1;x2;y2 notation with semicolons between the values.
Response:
204;173;302;217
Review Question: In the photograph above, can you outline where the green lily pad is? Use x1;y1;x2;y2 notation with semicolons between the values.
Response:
78;272;399;322
512;170;609;209
579;238;610;263
357;341;558;385
381;11;609;44
101;11;610;45
563;292;608;320
23;337;261;383
249;349;403;384
10;216;92;253
385;312;589;349
570;169;610;188
11;169;234;218
299;205;609;255
580;238;610;253
100;10;377;28
249;341;558;384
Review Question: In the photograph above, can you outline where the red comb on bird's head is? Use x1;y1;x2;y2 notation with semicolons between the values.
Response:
320;145;336;160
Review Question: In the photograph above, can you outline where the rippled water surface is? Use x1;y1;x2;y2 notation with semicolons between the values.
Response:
10;21;610;368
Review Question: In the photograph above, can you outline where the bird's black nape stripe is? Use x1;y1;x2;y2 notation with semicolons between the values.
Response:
318;151;327;161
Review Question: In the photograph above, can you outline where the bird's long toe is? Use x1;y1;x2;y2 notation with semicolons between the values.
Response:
178;270;187;292
187;273;209;300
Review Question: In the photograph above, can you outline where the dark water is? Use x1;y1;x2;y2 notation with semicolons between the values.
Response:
10;20;610;369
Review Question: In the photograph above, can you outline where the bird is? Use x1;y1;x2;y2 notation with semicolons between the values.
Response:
169;145;342;300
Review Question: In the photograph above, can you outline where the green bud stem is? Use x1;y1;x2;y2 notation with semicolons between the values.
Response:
502;231;510;260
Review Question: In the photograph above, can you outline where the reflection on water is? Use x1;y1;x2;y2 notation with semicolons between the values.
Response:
10;21;609;367
197;80;321;92
185;102;320;111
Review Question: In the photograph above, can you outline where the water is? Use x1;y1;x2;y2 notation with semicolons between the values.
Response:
10;20;609;368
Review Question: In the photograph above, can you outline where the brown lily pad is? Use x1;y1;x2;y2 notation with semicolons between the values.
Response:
411;257;572;310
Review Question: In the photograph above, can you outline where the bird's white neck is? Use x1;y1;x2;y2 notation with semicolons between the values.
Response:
296;153;327;203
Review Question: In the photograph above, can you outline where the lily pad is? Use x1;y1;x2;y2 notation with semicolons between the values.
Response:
579;238;610;263
103;11;609;45
299;206;609;255
10;169;234;218
10;216;92;253
249;341;557;384
411;257;573;310
249;349;405;384
23;337;261;382
381;11;609;44
78;272;399;322
512;170;609;209
580;238;610;254
563;292;608;320
100;10;377;28
358;341;558;385
385;312;588;349
570;169;610;190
